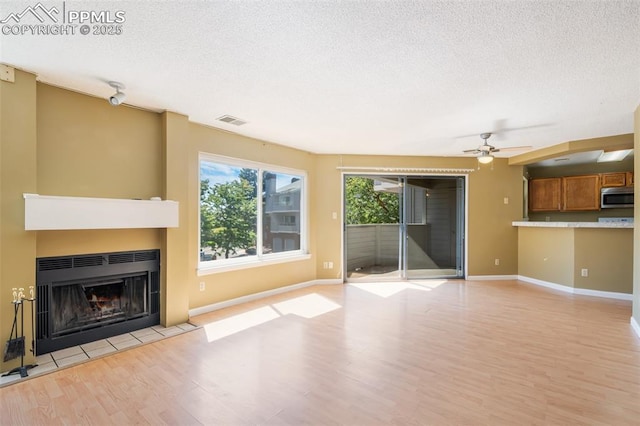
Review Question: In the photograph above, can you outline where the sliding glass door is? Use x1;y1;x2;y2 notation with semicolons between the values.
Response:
345;174;464;280
344;175;402;279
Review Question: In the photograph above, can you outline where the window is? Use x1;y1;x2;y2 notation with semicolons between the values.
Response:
199;154;306;270
279;195;292;206
281;215;296;225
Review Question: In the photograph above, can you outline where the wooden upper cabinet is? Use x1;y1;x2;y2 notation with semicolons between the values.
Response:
562;174;600;211
529;178;561;211
601;172;626;187
626;172;634;186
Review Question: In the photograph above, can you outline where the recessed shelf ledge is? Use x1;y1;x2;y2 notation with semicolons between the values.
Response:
24;193;179;230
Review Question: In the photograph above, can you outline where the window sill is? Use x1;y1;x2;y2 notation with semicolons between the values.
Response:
197;253;312;276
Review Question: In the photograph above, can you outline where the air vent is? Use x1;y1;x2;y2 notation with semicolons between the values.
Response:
108;253;135;264
73;255;104;268
217;115;247;126
134;251;158;262
38;258;72;271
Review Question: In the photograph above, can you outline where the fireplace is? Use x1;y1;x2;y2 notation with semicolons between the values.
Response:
36;250;160;355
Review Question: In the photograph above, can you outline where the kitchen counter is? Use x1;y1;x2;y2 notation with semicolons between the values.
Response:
512;221;633;228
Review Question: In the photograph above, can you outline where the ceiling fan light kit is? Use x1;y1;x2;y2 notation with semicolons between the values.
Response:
477;153;494;164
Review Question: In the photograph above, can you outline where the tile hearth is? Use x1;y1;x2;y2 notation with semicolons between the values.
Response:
0;323;197;387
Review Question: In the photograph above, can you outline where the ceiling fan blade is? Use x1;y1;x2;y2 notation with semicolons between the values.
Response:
496;145;533;152
500;123;554;133
462;148;480;153
454;122;555;139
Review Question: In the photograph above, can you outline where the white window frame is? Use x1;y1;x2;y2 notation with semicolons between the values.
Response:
198;153;309;275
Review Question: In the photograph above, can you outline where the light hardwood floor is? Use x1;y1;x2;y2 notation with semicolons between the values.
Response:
1;280;639;425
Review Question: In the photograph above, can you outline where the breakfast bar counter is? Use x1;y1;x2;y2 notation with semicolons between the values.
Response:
513;221;633;297
512;221;633;229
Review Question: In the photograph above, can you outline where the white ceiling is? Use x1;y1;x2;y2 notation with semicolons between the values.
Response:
1;1;639;158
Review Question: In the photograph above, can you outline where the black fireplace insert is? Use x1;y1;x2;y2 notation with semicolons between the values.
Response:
36;250;160;355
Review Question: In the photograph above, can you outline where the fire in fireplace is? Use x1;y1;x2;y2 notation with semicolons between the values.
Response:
52;275;148;336
36;250;160;354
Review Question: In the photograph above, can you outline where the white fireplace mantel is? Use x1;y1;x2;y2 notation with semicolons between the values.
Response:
24;193;179;230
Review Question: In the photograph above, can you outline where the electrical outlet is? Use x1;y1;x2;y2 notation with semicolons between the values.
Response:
323;261;328;269
328;261;333;269
581;269;588;277
494;259;500;266
199;281;205;291
503;197;509;205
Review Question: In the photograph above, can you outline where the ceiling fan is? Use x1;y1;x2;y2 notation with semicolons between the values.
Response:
463;132;531;164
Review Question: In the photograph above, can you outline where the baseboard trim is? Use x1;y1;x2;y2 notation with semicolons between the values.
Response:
313;279;344;285
517;275;633;301
188;279;343;317
631;316;640;339
466;275;518;281
517;275;576;293
573;287;634;301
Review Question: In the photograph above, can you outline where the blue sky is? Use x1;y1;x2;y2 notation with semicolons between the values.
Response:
200;162;241;186
200;161;300;190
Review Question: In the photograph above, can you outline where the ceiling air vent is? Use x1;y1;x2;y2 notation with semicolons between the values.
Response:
217;115;247;126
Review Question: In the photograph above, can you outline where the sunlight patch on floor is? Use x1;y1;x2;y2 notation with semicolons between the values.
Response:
348;280;445;298
408;279;447;289
204;306;280;342
272;293;341;319
203;293;344;342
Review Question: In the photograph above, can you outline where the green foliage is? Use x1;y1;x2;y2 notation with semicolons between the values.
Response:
345;177;399;225
239;168;258;197
200;175;257;259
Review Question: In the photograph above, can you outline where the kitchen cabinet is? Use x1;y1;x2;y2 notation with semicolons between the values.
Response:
529;178;561;211
601;172;626;187
529;174;600;212
626;172;634;186
562;174;600;211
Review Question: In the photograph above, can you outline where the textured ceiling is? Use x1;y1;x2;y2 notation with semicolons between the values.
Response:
1;1;639;157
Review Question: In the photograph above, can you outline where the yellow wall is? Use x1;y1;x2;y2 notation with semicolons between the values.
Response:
0;70;38;373
518;227;574;287
314;156;345;279
573;228;633;293
314;155;524;277
36;84;163;199
162;112;190;325
517;227;633;293
468;158;524;275
37;229;162;258
35;84;164;259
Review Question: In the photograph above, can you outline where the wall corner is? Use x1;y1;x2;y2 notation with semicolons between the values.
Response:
161;112;191;326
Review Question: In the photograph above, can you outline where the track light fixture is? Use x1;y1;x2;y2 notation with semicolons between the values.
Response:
107;81;126;106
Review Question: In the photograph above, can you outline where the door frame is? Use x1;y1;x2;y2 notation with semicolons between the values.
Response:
341;172;469;281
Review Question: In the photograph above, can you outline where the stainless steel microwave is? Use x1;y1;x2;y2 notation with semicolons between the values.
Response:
601;187;634;209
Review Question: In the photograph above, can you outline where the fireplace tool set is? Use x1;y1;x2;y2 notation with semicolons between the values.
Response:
2;286;38;378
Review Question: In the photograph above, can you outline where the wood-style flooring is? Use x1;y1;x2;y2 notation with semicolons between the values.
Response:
1;280;639;425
